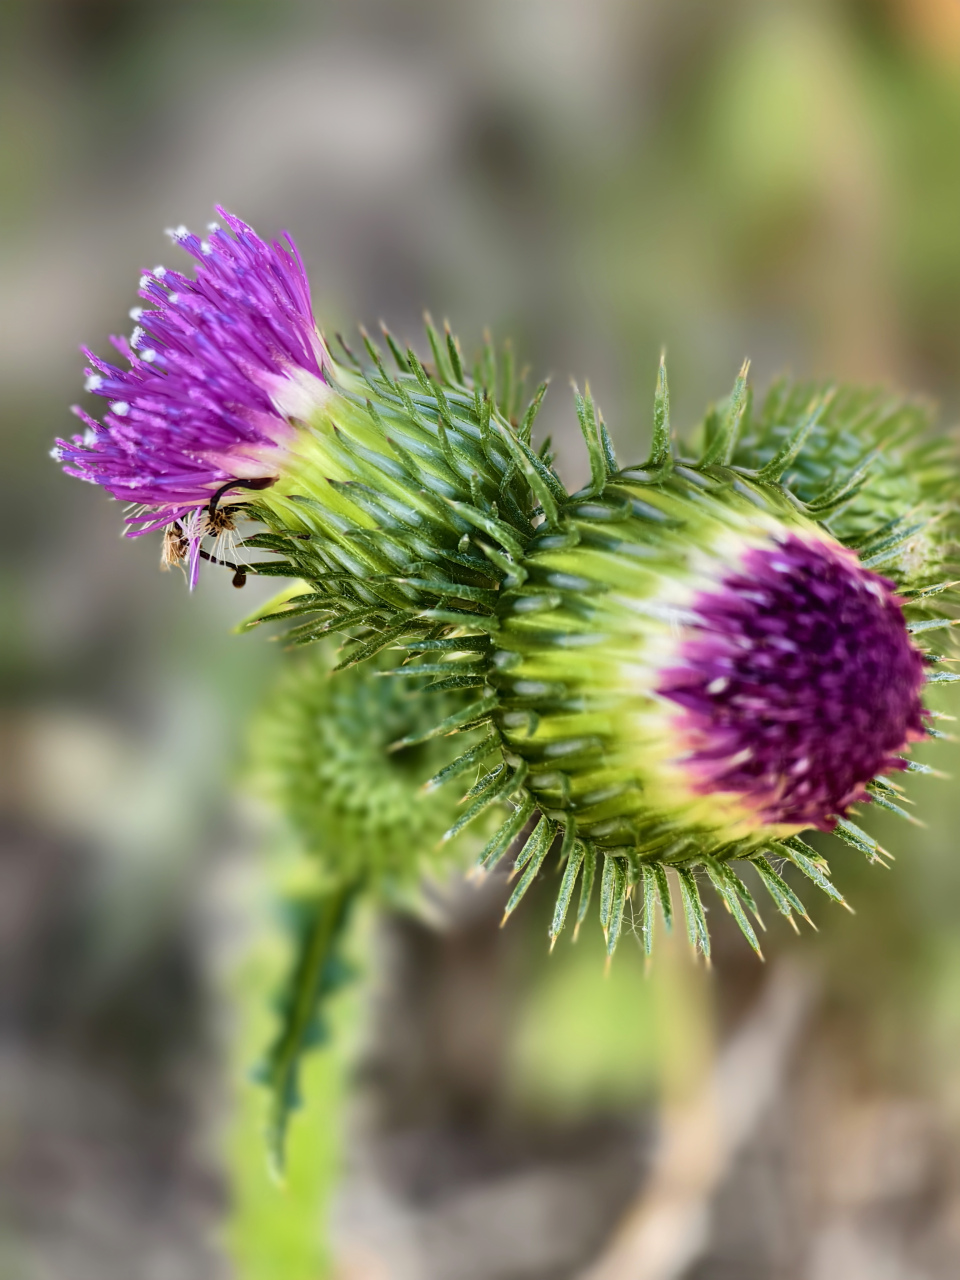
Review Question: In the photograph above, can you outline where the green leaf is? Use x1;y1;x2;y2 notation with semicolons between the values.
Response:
258;882;357;1179
394;576;498;605
399;635;492;653
804;454;876;513
282;604;385;640
418;607;500;631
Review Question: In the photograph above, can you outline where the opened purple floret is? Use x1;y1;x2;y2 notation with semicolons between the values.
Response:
53;208;327;584
657;535;929;830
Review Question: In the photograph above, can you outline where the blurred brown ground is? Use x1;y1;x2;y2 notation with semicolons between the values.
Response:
5;1;960;1277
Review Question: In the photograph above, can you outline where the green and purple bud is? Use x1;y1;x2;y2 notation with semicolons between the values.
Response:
495;481;928;850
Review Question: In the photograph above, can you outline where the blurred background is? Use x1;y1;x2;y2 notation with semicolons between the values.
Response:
5;1;960;1277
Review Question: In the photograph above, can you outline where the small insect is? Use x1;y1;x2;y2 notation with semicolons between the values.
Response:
200;498;249;586
160;521;190;571
204;504;242;568
160;480;277;586
205;506;236;538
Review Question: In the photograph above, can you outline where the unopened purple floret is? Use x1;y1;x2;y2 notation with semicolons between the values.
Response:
54;209;326;541
657;535;928;830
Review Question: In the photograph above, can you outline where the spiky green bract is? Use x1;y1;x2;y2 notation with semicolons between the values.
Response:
729;379;960;587
239;333;959;964
250;644;484;1172
252;644;480;891
240;322;547;662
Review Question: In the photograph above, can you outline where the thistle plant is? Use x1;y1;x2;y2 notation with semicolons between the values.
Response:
248;645;481;1170
54;209;960;978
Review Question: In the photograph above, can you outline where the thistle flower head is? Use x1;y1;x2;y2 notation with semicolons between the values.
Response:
53;209;331;584
654;533;927;832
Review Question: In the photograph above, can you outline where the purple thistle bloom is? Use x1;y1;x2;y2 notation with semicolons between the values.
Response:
53;208;328;586
657;535;928;831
